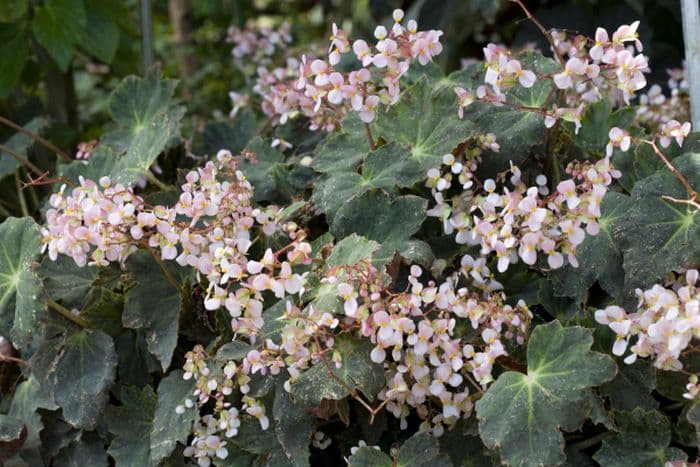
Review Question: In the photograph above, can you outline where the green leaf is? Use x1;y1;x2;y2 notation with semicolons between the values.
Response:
7;376;57;464
216;340;254;360
123;251;183;371
150;370;198;464
475;321;617;466
273;381;314;466
600;361;658;412
0;415;24;442
572;99;636;156
292;335;384;406
330;189;431;266
115;329;160;387
105;386;157;466
593;409;686;467
0;117;45;179
52;329;117;429
58;145;118;184
192;109;256;157
549;192;631;302
0;0;27;21
53;431;108;467
32;0;86;71
0;217;44;348
312;113;368;173
241;137;291;203
616;153;700;294
104;69;184;185
348;447;392;467
81;7;119;63
38;255;98;310
349;432;452;467
312;143;425;218
374;78;473;172
395;432;453;467
0;21;28;98
327;234;381;267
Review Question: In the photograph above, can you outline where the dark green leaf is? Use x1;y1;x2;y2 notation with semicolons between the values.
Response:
81;7;119;63
292;335;384;406
312;113;368;173
348;447;392;467
616;153;699;294
123;251;183;371
53;329;117;429
0;0;27;21
32;0;86;71
600;360;658;412
0;117;45;179
330;189;431;266
312;143;425;218
273;381;313;467
150;370;198;464
396;432;452;467
38;255;97;310
104;69;184;185
53;431;108;467
105;385;157;466
0;217;44;348
327;234;381;267
241;137;290;203
550;192;631;302
192;109;256;157
593;409;686;467
475;321;617;466
374;78;473;172
216;340;255;361
0;21;28;98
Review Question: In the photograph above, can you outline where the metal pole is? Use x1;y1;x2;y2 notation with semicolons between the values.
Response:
681;0;700;129
140;0;155;74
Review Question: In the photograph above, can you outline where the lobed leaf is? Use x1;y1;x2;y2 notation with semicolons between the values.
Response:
475;321;616;466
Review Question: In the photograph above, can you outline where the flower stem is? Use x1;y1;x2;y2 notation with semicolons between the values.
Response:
145;170;171;191
47;298;89;328
14;172;29;217
0;115;71;162
148;247;185;296
647;140;698;203
364;123;376;150
511;0;567;66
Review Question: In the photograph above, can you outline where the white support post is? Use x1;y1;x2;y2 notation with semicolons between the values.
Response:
681;0;700;129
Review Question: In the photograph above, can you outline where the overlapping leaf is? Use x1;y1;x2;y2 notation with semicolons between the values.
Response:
292;335;384;406
312;143;426;218
615;153;699;295
348;432;452;467
52;329;118;429
549;192;631;302
475;321;616;466
593;409;686;466
123;251;185;371
105;386;157;466
330;189;432;265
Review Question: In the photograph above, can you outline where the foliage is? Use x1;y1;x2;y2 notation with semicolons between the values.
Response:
0;1;698;467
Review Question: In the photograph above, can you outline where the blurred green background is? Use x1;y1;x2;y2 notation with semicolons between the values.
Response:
0;0;686;217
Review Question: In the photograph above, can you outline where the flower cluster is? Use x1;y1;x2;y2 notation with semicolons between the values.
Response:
458;21;652;132
249;9;443;131
595;270;700;398
426;138;621;272
226;22;293;72
636;63;690;131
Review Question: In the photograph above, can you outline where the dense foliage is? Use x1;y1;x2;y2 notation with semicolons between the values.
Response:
0;1;698;466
